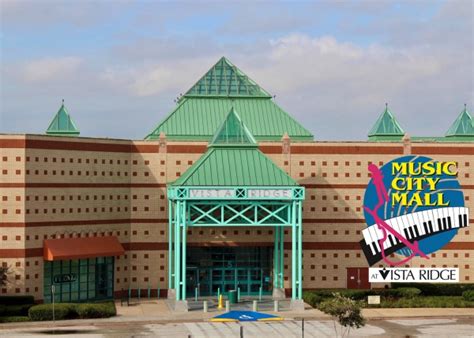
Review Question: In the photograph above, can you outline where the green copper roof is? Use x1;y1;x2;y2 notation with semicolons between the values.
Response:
171;147;298;186
46;102;80;136
146;97;313;141
210;107;257;146
368;105;404;141
445;105;474;138
146;57;313;141
171;110;297;187
184;57;272;98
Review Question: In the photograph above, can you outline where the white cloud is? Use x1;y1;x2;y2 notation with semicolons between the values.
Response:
21;57;83;83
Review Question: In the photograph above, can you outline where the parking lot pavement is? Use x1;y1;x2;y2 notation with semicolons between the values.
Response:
1;318;473;337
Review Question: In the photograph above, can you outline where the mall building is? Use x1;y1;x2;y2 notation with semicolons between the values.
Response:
1;57;473;306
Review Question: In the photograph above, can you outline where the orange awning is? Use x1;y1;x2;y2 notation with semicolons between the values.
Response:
44;236;124;261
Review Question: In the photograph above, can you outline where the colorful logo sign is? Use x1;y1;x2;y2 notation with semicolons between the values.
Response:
360;155;470;270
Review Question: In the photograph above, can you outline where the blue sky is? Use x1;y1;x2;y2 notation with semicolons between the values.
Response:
1;0;472;140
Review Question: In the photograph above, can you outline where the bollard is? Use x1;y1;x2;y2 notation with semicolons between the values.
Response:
217;287;221;300
138;286;141;302
225;300;230;312
252;300;258;312
128;287;131;305
237;287;241;302
157;288;160;299
240;326;244;338
148;284;151;299
274;300;279;312
195;287;198;301
259;286;262;301
203;300;208;313
302;318;305;338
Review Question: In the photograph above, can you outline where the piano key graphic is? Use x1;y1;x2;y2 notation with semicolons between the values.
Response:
361;207;470;266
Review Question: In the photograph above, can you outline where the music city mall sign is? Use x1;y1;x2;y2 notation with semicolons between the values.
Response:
361;156;470;283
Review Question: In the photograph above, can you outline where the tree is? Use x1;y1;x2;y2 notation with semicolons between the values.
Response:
0;265;9;286
319;292;366;337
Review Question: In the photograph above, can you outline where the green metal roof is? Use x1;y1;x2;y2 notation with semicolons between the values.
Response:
145;97;313;141
184;57;272;98
145;57;313;141
368;105;404;141
171;147;298;186
210;107;257;146
445;105;474;138
171;109;298;187
46;101;80;136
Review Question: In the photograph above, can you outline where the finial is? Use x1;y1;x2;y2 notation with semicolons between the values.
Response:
464;103;467;110
385;102;388;109
62;98;64;105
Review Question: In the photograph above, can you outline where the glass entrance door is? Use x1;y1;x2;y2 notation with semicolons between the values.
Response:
186;246;272;298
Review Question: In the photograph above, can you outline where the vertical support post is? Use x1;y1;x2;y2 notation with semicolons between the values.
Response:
279;226;284;289
273;225;279;289
168;200;173;289
175;201;181;301
181;201;187;301
291;201;297;300
297;201;303;299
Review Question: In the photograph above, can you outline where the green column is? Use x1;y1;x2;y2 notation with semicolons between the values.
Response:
291;201;297;300
168;200;173;289
181;201;187;300
297;201;303;299
273;226;279;289
279;226;284;288
174;201;181;301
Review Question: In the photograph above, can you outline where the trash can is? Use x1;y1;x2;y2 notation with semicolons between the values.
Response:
228;290;238;304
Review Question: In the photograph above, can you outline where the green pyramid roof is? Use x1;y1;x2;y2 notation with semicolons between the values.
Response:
445;106;474;137
184;57;272;98
146;57;313;141
368;105;404;141
46;102;80;136
210;107;257;147
171;110;297;187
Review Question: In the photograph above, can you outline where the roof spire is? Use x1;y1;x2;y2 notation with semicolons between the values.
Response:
445;105;474;137
368;104;404;141
46;101;80;137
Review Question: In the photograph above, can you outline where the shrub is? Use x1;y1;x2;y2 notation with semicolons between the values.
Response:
462;290;474;302
371;296;474;308
1;304;33;316
76;302;116;319
319;293;366;337
28;302;116;321
392;283;474;296
28;303;77;321
303;291;323;307
0;316;30;323
393;287;421;299
0;296;35;305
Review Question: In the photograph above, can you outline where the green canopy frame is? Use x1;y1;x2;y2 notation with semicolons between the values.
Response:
167;186;304;301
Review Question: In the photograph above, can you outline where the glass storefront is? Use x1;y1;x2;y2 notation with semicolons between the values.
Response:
186;247;272;297
43;257;114;303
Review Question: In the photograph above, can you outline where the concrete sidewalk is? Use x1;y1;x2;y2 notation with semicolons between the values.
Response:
1;299;473;331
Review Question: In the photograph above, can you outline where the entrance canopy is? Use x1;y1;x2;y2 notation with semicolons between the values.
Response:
168;109;304;302
43;236;124;261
